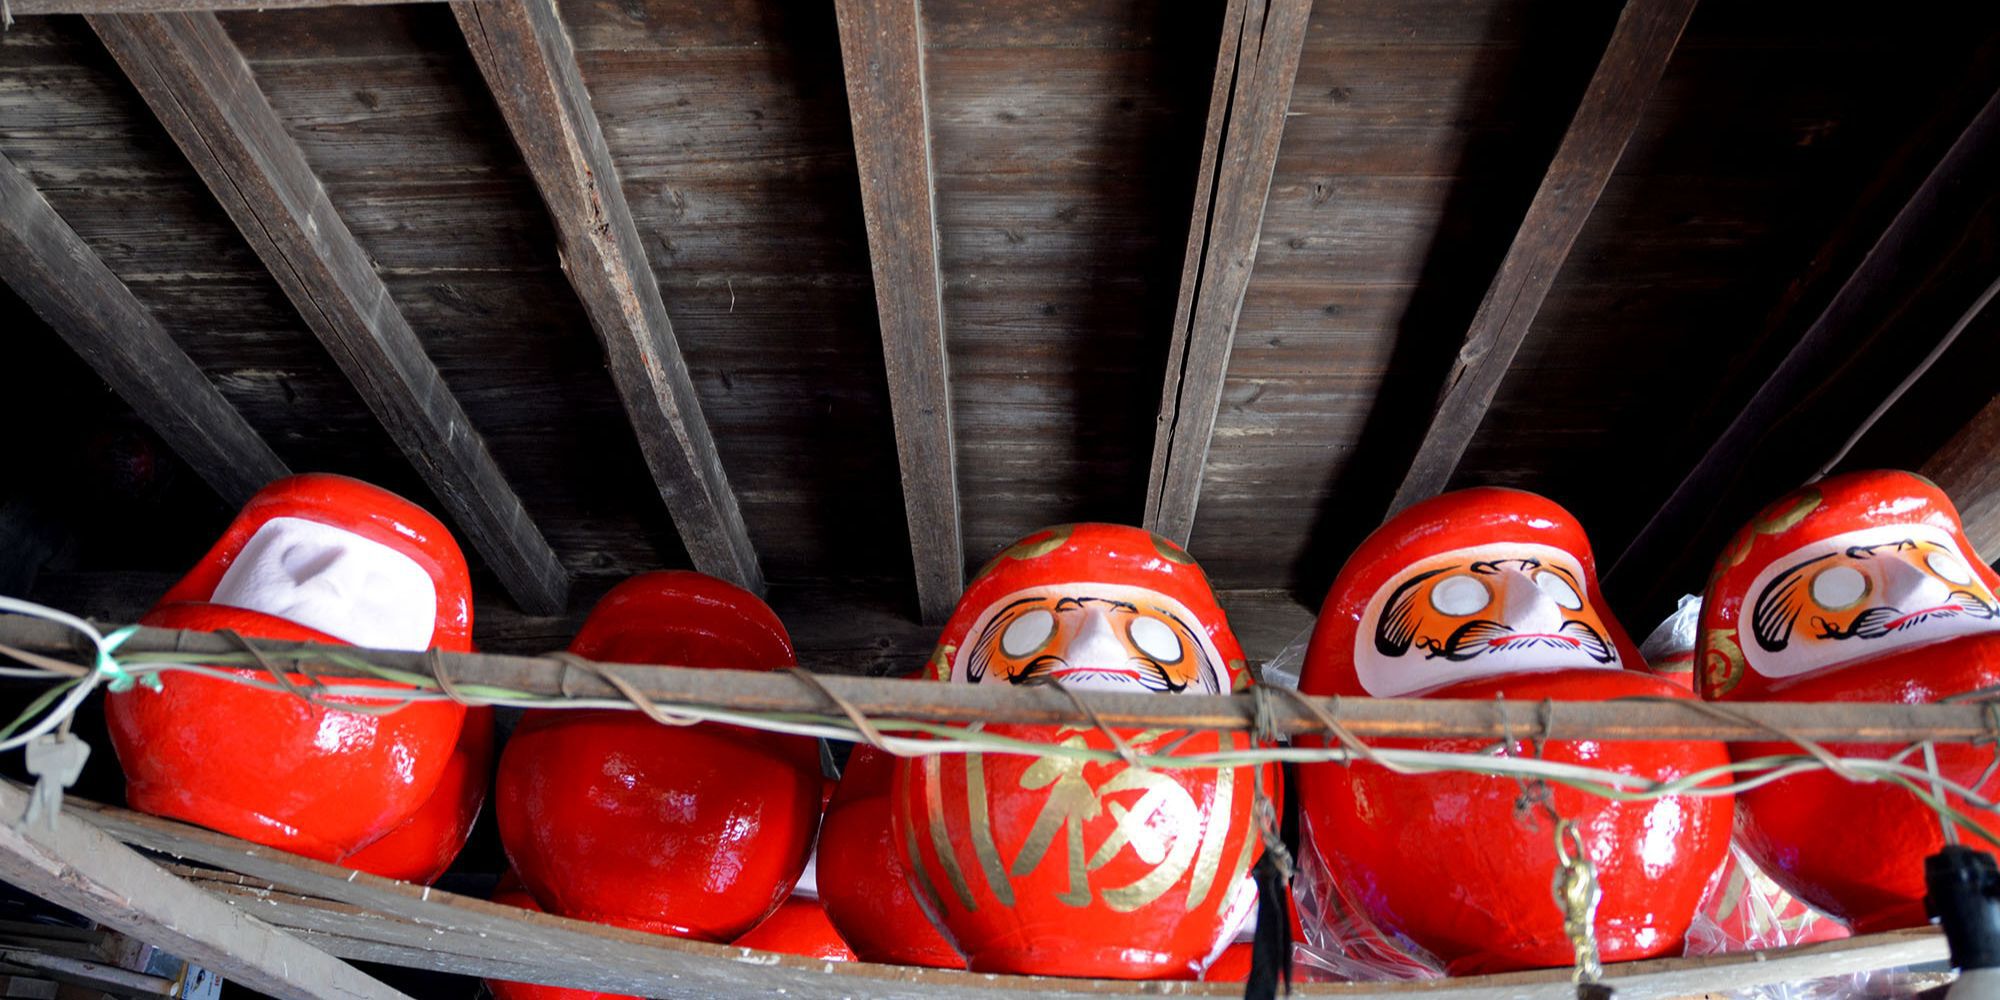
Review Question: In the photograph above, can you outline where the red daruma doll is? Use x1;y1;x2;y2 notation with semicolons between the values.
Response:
818;741;965;967
106;473;479;875
1296;488;1732;974
497;572;821;941
1699;470;2000;931
892;524;1269;979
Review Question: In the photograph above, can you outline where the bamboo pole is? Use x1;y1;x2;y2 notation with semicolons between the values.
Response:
2;613;1995;744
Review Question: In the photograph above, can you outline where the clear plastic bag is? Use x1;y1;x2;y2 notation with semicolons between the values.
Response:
1289;812;1445;982
1687;843;1850;957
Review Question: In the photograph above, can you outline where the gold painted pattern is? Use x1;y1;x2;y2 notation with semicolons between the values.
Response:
1218;776;1260;915
1091;768;1201;912
1012;738;1097;907
902;803;949;917
1151;533;1196;565
1703;628;1746;697
926;642;955;682
1183;732;1236;910
972;524;1076;581
924;754;978;910
963;752;1015;907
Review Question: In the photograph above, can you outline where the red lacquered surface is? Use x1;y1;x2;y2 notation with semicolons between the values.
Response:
1202;942;1254;983
344;706;495;883
1700;471;2000;932
891;524;1266;980
1298;489;1732;975
487;879;633;1000
818;745;963;968
1300;670;1732;974
497;572;820;942
106;474;472;863
734;896;857;962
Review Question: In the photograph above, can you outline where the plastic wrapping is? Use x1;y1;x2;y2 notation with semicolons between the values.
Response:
1687;843;1850;956
1289;811;1444;982
1638;592;1703;689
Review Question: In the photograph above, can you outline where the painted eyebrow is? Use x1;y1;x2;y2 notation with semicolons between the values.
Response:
1543;564;1582;587
993;596;1052;615
1054;597;1138;612
1845;539;1923;558
1470;557;1540;575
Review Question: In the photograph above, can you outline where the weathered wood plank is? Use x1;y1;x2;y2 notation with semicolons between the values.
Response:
452;0;764;595
181;870;1952;1000
12;0;454;11
833;0;963;625
1384;0;1699;516
88;11;568;615
7;613;1994;744
1608;82;2000;586
1925;388;2000;559
0;148;287;508
0;782;404;1000
1144;0;1312;546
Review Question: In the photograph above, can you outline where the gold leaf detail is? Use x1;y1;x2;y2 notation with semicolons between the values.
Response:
1151;533;1196;565
1753;488;1821;536
964;753;1014;907
924;755;977;910
1702;629;1746;697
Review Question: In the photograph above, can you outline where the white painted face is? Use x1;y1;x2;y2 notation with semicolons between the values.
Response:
212;516;439;651
949;584;1228;695
1353;542;1622;697
1743;523;2000;680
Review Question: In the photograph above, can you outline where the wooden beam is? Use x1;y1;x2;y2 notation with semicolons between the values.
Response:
9;0;454;12
49;795;1947;1000
832;0;962;623
0;148;287;509
189;872;1945;1000
1926;387;2000;559
0;782;404;1000
1143;0;1311;546
88;12;569;615
3;613;1996;745
1609;84;2000;585
1383;0;1699;516
450;0;764;596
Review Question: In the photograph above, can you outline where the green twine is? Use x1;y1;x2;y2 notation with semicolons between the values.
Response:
95;626;159;693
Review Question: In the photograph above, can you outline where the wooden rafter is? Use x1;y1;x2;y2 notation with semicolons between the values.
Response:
1384;0;1699;517
833;0;962;624
1143;0;1311;547
0;148;288;508
452;0;765;596
89;12;569;615
1609;84;2000;586
0;782;405;1000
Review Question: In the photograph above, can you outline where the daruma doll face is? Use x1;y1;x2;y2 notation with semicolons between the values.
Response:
1741;523;2000;681
1355;541;1622;697
950;583;1230;695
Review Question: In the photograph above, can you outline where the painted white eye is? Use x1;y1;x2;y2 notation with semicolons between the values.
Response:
1128;617;1184;663
1928;551;1975;586
1000;609;1056;658
1535;573;1583;611
1429;575;1491;616
1811;565;1869;609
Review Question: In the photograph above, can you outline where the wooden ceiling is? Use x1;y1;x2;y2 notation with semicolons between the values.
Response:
3;0;1998;673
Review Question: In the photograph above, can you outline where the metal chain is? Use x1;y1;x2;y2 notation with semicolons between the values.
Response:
1551;817;1608;996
